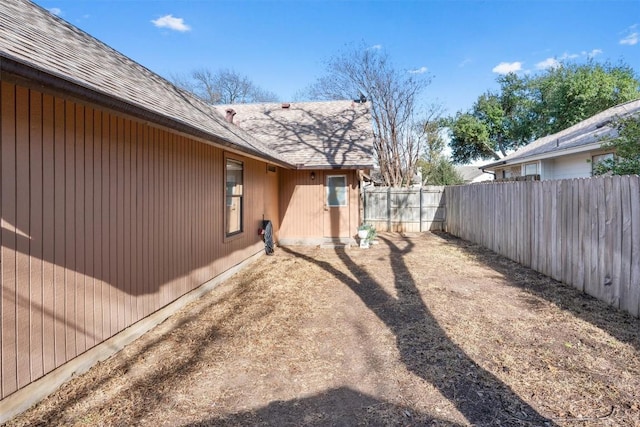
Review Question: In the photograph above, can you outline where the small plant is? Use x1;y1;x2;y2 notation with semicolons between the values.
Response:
358;223;377;241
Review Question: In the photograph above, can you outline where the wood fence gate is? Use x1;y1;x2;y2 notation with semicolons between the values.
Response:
362;186;445;232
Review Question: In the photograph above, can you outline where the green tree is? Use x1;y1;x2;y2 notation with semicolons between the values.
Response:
447;73;534;164
593;116;640;176
531;61;640;135
418;156;464;185
446;61;640;164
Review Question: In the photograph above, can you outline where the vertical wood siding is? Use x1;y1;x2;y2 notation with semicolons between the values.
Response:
0;82;275;399
279;169;324;239
278;169;359;241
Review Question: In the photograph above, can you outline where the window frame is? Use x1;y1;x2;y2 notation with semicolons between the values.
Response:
523;162;539;176
325;174;348;207
224;155;244;239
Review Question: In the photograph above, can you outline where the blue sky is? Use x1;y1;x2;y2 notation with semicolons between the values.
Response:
33;0;640;115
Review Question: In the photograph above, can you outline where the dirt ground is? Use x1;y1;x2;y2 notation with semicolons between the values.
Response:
6;232;640;427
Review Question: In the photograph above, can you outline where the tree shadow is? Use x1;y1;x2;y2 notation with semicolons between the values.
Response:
185;386;465;427
8;285;257;427
281;237;556;426
434;231;640;353
223;101;374;168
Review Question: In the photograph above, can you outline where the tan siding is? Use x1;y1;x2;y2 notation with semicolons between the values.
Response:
279;169;360;242
16;86;31;389
0;81;276;399
134;122;144;319
349;170;359;235
29;90;45;381
83;106;95;349
74;104;86;355
264;166;280;238
279;169;324;239
41;93;55;374
64;101;76;361
53;97;66;367
99;110;110;343
2;81;18;396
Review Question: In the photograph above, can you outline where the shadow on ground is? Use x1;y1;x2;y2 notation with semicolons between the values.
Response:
277;236;556;426
185;386;464;427
435;231;640;353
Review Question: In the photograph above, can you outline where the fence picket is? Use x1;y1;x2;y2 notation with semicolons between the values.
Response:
364;177;639;318
619;177;633;314
629;176;640;317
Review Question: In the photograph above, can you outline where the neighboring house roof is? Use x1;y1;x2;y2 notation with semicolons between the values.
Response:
483;98;640;169
216;101;375;169
455;165;494;183
0;0;291;168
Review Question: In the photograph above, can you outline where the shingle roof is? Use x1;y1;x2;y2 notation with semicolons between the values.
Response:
216;101;375;169
483;98;640;168
455;165;490;182
0;0;291;167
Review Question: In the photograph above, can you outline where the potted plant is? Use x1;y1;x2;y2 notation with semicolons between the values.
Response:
357;224;370;240
357;224;376;248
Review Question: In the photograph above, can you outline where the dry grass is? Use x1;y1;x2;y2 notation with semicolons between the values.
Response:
5;232;640;426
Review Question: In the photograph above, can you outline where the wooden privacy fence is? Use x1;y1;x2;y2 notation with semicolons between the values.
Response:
445;176;640;317
362;186;446;232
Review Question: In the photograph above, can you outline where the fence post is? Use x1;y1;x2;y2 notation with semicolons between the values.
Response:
419;188;424;232
362;186;367;226
387;187;391;232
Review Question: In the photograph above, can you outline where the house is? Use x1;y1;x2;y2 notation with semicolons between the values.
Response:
215;101;374;246
0;0;373;420
454;165;494;184
482;98;640;181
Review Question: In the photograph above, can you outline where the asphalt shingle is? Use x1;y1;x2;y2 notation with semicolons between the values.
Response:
216;101;375;169
0;0;289;166
488;98;640;166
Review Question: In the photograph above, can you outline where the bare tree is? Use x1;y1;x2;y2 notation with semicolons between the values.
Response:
306;43;433;187
171;68;279;104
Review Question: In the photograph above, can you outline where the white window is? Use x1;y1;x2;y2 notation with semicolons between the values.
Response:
524;162;538;176
225;158;243;236
326;175;347;207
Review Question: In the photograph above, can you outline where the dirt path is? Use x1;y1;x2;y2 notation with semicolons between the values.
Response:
6;232;640;426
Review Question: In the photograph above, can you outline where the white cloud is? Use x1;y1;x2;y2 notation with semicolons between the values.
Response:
458;58;472;68
48;7;62;16
492;61;522;74
151;14;191;32
408;66;428;74
560;52;579;60
369;44;382;50
620;32;638;45
536;57;559;70
535;49;603;71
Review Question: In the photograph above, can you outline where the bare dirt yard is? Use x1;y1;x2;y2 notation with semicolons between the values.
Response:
6;232;640;426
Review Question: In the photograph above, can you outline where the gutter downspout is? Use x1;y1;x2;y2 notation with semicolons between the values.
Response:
481;167;496;178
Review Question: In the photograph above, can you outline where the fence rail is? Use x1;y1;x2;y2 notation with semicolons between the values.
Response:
445;176;640;317
362;186;446;232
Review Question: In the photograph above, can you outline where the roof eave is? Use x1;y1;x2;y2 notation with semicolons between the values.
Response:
484;141;605;170
480;160;506;170
295;164;375;170
1;56;294;169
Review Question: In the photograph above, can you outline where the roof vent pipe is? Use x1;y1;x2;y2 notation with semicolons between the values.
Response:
281;103;290;109
225;108;236;123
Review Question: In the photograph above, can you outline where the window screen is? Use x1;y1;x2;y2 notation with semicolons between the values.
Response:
326;175;347;207
225;158;243;235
